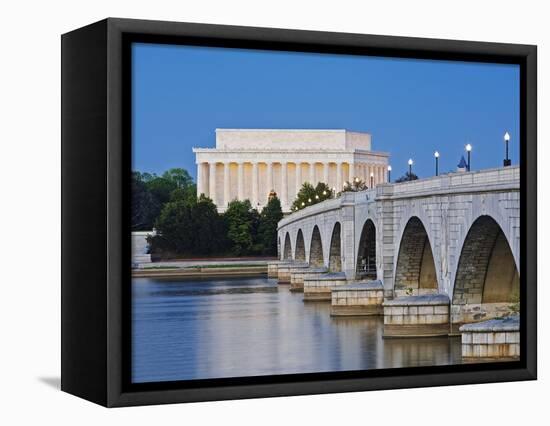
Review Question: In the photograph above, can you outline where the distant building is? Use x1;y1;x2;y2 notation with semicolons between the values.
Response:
193;129;390;212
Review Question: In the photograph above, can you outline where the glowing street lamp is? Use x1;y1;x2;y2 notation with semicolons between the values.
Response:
370;172;374;188
504;131;511;166
434;151;440;176
387;165;392;182
408;159;413;180
465;144;472;171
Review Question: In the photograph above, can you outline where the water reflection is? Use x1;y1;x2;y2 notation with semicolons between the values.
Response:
132;276;462;383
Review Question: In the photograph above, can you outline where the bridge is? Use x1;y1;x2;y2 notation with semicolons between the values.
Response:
276;166;520;336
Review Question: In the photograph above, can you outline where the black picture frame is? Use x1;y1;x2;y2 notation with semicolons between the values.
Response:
61;17;537;407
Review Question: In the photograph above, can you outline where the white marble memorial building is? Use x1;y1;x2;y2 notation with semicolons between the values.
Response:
193;129;390;212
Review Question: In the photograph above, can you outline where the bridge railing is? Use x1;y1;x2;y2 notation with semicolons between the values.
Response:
279;166;519;229
351;188;380;205
278;197;342;228
380;165;519;198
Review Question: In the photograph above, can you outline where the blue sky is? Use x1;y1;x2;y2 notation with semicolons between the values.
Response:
132;43;519;180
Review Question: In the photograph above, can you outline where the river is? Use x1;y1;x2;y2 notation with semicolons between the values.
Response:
132;275;462;383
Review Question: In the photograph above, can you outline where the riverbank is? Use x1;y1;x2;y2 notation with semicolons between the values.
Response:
132;258;274;278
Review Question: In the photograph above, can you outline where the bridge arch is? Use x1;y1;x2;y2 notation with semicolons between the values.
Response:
452;215;519;322
394;216;438;296
328;222;342;272
356;219;377;279
295;229;306;262
283;232;292;260
309;225;324;267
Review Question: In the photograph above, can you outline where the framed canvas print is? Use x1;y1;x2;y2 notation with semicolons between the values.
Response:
61;18;537;407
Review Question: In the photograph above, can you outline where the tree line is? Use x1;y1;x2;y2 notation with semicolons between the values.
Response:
132;168;283;258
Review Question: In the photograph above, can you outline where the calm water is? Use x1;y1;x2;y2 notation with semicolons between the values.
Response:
132;275;462;383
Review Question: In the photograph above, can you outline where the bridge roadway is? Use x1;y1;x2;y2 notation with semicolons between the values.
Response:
276;166;520;331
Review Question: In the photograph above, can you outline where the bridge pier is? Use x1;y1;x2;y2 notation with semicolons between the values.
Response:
277;262;309;283
290;267;327;292
450;302;517;335
331;280;384;316
341;198;358;281
460;316;519;359
303;272;347;301
383;294;450;337
267;260;289;278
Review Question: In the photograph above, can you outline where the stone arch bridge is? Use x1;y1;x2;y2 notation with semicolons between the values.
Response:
277;166;520;330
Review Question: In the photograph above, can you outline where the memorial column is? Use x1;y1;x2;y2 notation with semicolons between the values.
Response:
223;162;230;207
323;162;329;185
252;162;259;207
196;162;204;198
336;162;342;191
281;161;288;209
237;162;244;200
267;162;273;191
209;161;217;204
295;162;302;195
348;161;354;183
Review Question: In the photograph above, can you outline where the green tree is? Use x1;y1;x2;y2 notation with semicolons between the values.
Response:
257;196;283;255
138;171;156;182
224;199;257;256
150;194;227;256
146;176;179;205
341;177;368;193
152;199;195;254
191;195;228;254
131;172;160;230
291;182;333;211
170;183;197;206
162;168;193;189
395;171;419;183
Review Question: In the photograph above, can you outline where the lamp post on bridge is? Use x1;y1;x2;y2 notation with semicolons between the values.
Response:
504;131;511;166
434;151;440;176
387;165;392;182
465;144;472;171
408;159;413;180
